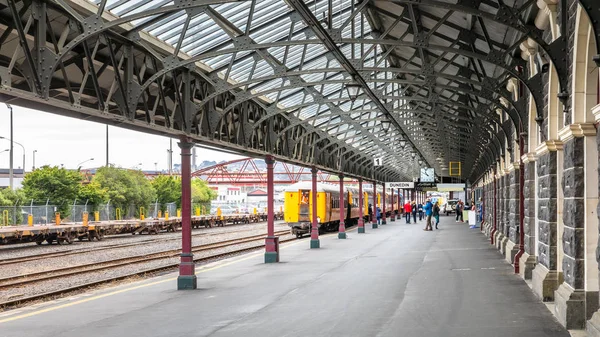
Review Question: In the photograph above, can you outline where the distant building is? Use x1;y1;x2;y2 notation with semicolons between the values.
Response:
0;168;25;189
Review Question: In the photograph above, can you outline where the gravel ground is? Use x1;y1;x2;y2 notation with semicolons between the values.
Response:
0;224;290;279
0;220;289;260
0;233;298;304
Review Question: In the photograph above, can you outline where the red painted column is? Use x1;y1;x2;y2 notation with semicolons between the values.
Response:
358;179;365;233
338;174;347;239
177;138;196;290
382;183;387;224
514;133;526;273
264;156;279;263
491;168;497;244
372;181;378;229
390;187;395;222
310;167;320;248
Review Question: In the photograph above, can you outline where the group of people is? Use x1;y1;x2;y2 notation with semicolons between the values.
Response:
403;199;440;230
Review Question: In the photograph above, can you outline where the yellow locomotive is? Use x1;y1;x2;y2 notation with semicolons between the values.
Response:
284;182;400;237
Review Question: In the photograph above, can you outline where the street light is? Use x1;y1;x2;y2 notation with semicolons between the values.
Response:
0;149;8;154
77;158;94;169
0;135;25;174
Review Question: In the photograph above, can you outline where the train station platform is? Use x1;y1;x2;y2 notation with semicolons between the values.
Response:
0;217;569;337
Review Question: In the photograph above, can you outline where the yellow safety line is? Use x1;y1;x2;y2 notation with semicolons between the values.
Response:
0;228;358;323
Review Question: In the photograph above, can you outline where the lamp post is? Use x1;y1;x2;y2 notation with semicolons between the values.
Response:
0;136;25;176
77;158;94;169
6;104;12;189
33;150;37;170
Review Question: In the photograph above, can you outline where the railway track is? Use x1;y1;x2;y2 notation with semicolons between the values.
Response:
0;230;298;308
0;226;288;266
0;230;290;289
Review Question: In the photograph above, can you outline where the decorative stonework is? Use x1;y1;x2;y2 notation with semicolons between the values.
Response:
558;123;596;142
522;152;537;164
536;140;564;156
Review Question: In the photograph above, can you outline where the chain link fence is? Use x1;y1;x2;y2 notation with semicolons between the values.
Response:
0;204;57;226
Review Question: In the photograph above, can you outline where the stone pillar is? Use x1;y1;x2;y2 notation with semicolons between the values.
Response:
586;107;600;336
555;124;598;329
519;153;538;279
532;141;564;302
505;166;521;264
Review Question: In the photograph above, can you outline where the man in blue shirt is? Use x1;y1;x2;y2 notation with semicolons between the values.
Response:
423;198;433;231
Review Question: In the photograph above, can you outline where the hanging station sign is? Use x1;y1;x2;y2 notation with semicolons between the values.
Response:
388;182;415;189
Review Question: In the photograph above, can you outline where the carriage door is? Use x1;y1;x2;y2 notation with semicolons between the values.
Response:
299;190;310;222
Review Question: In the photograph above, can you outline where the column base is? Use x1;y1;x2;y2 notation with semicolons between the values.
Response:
390;216;395;222
382;219;387;225
338;232;347;239
264;236;279;263
518;252;537;280
554;283;586;329
264;251;279;263
372;223;378;229
177;275;197;290
588;309;600;336
358;227;365;234
504;240;519;264
310;239;320;249
532;264;563;301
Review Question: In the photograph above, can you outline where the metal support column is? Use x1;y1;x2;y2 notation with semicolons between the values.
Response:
514;133;525;273
177;138;196;290
372;181;378;229
382;182;387;225
310;167;320;248
358;178;365;234
491;168;498;245
390;187;395;222
338;174;346;239
264;155;279;262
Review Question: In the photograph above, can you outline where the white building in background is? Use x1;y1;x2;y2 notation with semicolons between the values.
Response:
213;186;247;204
0;169;24;189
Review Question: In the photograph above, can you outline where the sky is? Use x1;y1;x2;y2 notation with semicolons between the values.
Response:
0;105;244;171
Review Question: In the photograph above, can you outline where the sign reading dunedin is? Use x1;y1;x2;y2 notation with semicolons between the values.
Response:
388;182;415;189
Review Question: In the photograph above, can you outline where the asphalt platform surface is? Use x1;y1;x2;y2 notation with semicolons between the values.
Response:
0;215;569;337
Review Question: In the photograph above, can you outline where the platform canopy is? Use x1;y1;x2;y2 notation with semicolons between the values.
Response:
0;0;562;182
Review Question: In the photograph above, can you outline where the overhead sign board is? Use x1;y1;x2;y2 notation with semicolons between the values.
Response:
388;182;414;189
436;183;466;192
373;157;383;166
416;182;436;188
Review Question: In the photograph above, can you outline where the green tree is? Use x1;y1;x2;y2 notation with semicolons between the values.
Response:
192;178;217;214
93;166;156;212
151;175;181;210
21;166;81;218
77;181;109;210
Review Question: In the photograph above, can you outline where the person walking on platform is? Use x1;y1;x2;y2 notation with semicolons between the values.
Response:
404;200;412;224
423;198;433;231
411;201;417;223
376;205;382;225
433;202;440;229
455;199;464;222
417;201;424;221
